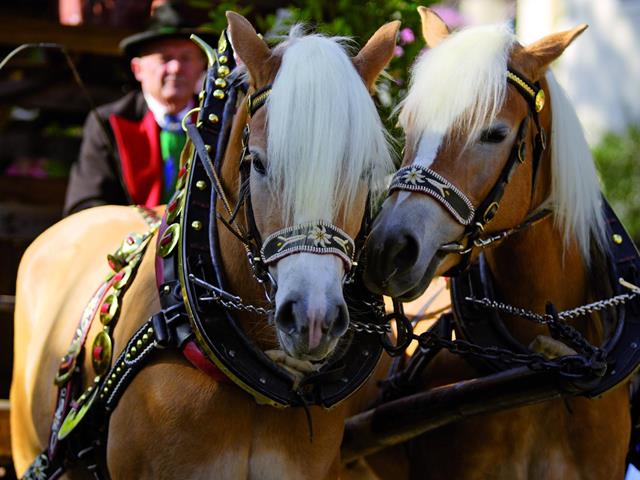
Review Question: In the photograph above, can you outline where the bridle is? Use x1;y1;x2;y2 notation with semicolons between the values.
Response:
389;68;550;274
190;81;360;300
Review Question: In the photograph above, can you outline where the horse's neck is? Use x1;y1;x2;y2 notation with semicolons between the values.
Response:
484;218;596;343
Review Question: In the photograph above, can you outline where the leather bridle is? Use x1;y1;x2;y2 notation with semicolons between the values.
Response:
389;68;550;274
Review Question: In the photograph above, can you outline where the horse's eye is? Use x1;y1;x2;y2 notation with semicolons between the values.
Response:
479;127;508;144
252;152;267;175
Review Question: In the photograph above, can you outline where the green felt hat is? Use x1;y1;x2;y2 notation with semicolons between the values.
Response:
119;1;217;58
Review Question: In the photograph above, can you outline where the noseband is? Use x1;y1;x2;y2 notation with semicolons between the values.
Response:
389;68;550;273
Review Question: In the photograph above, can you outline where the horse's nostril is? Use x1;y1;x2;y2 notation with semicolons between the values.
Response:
275;299;296;335
328;302;349;337
391;232;420;273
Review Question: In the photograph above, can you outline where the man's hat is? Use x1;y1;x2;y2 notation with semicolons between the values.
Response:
119;1;217;58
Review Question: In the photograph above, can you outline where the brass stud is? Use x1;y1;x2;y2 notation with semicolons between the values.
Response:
136;340;143;348
217;65;230;77
196;180;207;190
126;353;131;360
131;346;137;355
147;328;153;335
613;234;623;245
214;78;226;88
213;89;225;100
204;144;212;152
208;113;219;124
162;285;171;294
218;55;228;64
107;379;113;386
142;334;149;342
116;367;122;373
191;220;203;231
198;90;205;100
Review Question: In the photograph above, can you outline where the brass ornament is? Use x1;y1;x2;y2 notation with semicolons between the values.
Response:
613;234;623;245
217;65;230;78
196;180;207;191
214;78;226;88
158;223;180;258
92;331;113;376
208;113;219;124
218;55;228;64
535;89;546;112
191;220;203;231
58;386;99;440
213;89;225;100
166;190;185;223
99;293;119;325
218;31;228;53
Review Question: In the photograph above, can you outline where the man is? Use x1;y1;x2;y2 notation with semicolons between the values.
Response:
63;2;214;215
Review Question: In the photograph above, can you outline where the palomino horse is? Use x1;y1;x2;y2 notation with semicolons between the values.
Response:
11;12;398;478
364;8;633;479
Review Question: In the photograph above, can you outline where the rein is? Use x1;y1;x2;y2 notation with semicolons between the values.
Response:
389;68;548;273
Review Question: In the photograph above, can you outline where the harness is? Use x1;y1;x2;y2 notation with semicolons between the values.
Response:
379;67;640;401
24;29;387;479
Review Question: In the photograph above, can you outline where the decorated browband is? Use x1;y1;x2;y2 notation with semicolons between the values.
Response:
260;221;355;270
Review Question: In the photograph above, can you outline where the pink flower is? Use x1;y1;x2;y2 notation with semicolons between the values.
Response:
394;45;404;58
399;27;415;45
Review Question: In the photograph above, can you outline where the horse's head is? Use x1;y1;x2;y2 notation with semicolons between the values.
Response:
227;13;397;361
364;7;603;300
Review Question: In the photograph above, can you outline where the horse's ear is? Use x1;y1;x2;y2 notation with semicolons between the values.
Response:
418;6;450;48
353;20;400;92
226;11;271;85
519;24;587;80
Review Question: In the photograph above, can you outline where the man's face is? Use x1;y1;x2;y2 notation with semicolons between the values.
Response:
131;38;205;112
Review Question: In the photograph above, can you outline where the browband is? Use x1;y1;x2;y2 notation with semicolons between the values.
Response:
261;221;355;270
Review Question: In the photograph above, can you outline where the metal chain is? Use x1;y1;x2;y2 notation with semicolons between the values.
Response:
199;293;273;316
465;291;639;324
350;320;391;334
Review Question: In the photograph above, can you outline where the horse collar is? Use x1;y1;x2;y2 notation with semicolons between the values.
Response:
450;198;640;397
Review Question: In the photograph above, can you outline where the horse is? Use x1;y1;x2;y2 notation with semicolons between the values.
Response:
10;12;399;479
362;7;635;479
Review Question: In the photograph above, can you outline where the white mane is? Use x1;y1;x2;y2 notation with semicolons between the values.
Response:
266;28;393;224
398;24;516;147
544;71;606;259
399;24;605;261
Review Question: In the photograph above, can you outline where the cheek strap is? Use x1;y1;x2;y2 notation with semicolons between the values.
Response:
260;221;355;270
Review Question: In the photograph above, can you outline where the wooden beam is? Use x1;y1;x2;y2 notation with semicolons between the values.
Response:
0;14;135;56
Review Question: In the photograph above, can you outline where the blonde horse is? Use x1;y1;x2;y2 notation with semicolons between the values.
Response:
363;8;633;479
11;12;399;479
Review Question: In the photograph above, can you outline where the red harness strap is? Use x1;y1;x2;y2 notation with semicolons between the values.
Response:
181;339;230;383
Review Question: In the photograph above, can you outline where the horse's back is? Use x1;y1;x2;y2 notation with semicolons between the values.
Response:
10;205;156;475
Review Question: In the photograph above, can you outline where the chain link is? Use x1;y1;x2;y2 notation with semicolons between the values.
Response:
465;291;639;324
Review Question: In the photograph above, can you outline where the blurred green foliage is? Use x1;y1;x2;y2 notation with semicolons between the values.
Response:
256;1;434;157
196;0;436;159
593;126;640;243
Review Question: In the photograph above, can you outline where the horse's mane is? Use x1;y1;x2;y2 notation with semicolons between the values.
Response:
266;26;394;224
398;24;605;262
544;71;606;260
398;24;515;147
